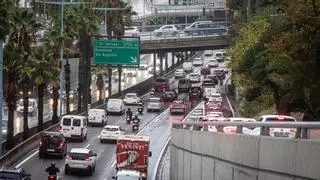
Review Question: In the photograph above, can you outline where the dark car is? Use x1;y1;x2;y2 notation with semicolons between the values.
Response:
202;78;215;87
213;69;226;79
200;67;211;76
206;75;219;86
162;90;178;102
189;84;203;100
39;131;67;159
0;168;31;180
178;79;191;93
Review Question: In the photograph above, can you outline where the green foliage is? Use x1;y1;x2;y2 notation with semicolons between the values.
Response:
229;1;320;118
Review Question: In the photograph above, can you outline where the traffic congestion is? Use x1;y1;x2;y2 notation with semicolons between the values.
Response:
4;49;231;180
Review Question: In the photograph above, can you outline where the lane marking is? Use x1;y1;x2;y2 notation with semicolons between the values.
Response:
109;109;169;168
152;137;171;180
84;144;91;148
15;150;39;168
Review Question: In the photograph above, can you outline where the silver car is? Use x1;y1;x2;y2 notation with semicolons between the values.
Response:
147;97;163;112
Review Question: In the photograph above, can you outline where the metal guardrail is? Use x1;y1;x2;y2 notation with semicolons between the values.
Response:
171;120;320;139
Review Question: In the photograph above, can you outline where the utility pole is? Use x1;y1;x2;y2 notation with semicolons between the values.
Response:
59;0;65;118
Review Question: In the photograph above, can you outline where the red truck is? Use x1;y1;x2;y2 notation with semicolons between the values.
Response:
113;135;152;180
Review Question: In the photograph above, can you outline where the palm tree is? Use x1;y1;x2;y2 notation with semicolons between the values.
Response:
30;46;59;132
7;8;39;140
66;4;99;113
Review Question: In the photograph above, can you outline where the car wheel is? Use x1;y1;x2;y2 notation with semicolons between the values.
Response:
38;153;43;158
100;139;104;143
88;169;93;176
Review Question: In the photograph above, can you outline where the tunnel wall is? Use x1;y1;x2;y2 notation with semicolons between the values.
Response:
170;128;320;180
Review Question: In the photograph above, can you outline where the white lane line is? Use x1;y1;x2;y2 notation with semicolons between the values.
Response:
223;73;235;117
15;150;39;168
97;135;101;139
84;144;91;148
152;137;171;180
109;109;169;168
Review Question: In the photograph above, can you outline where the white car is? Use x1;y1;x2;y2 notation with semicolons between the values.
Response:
139;63;148;70
147;97;163;112
192;57;203;66
123;93;140;105
16;98;37;115
250;115;297;138
154;25;178;36
124;26;140;37
174;69;185;78
188;73;201;83
207;58;219;67
223;118;256;134
208;93;223;102
203;50;213;59
65;148;97;175
100;125;125;143
182;62;193;72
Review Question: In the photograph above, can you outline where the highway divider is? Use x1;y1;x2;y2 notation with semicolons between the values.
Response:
0;51;200;167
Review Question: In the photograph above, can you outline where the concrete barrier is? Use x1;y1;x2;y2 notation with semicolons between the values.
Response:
171;128;320;180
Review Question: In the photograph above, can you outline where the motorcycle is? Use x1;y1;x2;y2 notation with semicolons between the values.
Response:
48;175;57;180
126;115;131;124
138;106;143;114
132;118;140;132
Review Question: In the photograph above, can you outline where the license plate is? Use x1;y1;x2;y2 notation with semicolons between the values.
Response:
274;132;289;137
46;149;55;152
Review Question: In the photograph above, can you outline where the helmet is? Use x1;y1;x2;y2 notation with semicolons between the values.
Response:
51;162;55;166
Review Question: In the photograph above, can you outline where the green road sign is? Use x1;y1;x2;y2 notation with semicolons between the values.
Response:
93;39;140;65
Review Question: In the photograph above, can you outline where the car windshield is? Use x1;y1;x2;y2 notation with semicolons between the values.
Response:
125;94;136;98
70;153;89;160
149;98;160;103
216;53;223;57
0;172;21;179
104;127;119;131
264;117;296;122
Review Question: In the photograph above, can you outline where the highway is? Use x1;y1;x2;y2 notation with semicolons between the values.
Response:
12;50;230;179
2;52;180;138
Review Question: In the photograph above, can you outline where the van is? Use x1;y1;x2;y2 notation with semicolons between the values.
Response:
60;115;88;141
88;109;107;126
182;62;193;72
107;99;125;115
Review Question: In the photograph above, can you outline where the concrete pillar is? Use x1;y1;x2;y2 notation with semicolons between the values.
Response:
159;53;164;76
171;51;175;69
153;53;157;78
165;53;168;73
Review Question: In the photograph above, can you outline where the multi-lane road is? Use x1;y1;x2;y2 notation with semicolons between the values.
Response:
12;50;231;179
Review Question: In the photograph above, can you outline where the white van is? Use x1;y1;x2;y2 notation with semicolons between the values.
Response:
106;99;125;115
60;115;88;141
88;109;107;126
182;62;193;72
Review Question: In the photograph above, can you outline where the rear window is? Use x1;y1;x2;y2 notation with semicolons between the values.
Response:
0;172;21;179
179;79;189;83
191;88;200;92
216;53;223;57
125;94;136;98
42;136;60;145
104;127;119;131
149;98;160;103
108;100;121;106
72;119;81;126
70;153;89;160
265;117;295;122
63;118;71;126
155;79;166;83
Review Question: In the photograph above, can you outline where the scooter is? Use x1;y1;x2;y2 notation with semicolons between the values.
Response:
138;106;144;114
132;118;140;132
126;115;131;124
48;175;57;180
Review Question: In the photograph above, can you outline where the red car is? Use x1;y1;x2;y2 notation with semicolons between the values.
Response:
170;101;186;114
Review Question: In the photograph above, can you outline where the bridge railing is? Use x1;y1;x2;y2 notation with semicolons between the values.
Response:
171;120;320;139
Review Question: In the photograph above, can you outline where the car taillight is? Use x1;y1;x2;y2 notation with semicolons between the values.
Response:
58;141;63;149
224;127;236;133
39;141;43;147
85;156;90;161
48;176;55;180
66;153;72;160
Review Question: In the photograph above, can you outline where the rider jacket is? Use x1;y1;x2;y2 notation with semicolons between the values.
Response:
126;110;133;118
45;166;60;176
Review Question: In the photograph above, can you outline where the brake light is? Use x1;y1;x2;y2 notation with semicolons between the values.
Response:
66;153;72;160
224;127;236;133
85;156;90;161
58;141;63;149
39;141;43;147
48;176;55;180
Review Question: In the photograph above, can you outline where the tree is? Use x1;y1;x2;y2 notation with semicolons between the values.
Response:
30;46;59;132
7;8;39;140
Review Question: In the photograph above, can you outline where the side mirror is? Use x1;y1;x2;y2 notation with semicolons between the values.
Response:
149;151;152;157
93;153;97;156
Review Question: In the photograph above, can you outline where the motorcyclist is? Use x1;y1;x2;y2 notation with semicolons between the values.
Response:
132;114;140;124
45;162;60;176
138;100;144;107
126;108;133;119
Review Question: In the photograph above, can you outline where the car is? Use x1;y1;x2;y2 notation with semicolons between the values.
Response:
223;118;256;134
174;69;185;78
206;74;219;85
178;79;191;93
191;108;204;117
107;99;125;115
88;109;107;126
154;25;178;36
0;168;31;180
207;58;219;67
161;90;178;102
123;93;140;105
203;50;213;59
208;93;223;102
215;51;225;62
188;73;201;83
189;84;203;100
202;78;215;87
39;131;67;159
200;67;211;75
182;62;193;72
139;63;148;70
124;26;140;37
192;57;203;66
65;148;97;175
100;125;125;143
170;101;186;114
250;115;297;138
147;97;163;112
16;98;37;115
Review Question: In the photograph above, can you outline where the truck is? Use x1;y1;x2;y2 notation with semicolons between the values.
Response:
113;135;152;180
153;77;175;93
